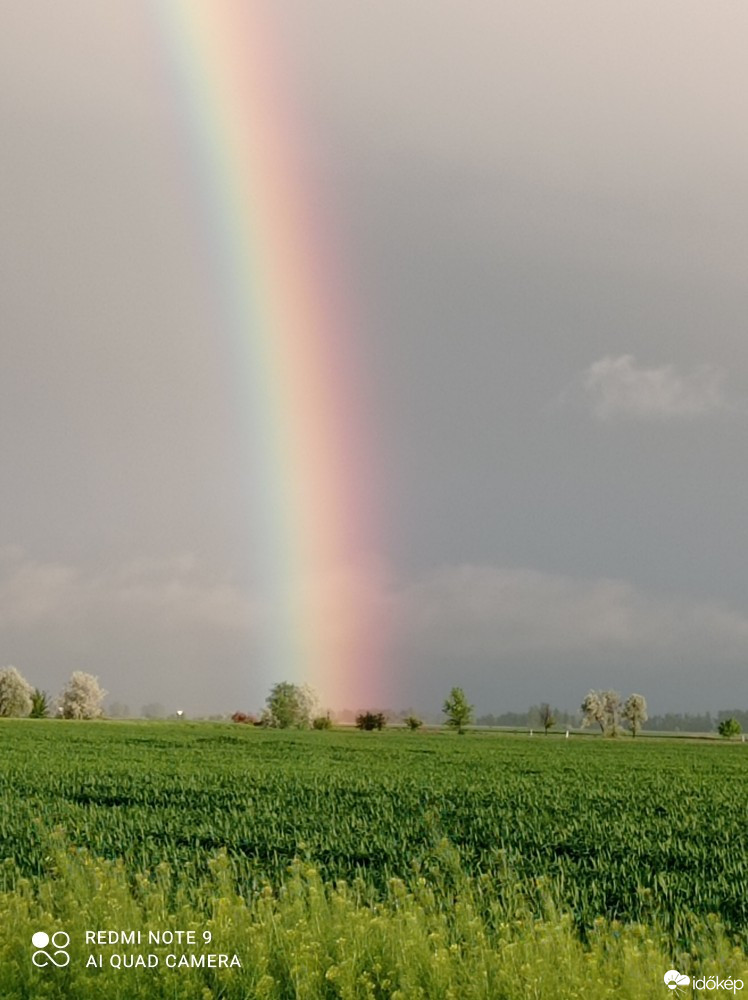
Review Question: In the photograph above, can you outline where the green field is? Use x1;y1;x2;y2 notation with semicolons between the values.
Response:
1;721;746;998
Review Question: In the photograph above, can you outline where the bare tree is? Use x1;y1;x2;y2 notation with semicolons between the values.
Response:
539;703;556;735
622;693;648;737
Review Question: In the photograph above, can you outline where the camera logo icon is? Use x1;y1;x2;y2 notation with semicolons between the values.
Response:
32;931;70;968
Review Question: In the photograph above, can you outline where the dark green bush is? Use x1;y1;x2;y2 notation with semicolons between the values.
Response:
355;711;386;731
718;717;741;738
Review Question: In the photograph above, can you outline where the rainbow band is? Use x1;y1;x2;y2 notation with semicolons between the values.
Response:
155;2;383;709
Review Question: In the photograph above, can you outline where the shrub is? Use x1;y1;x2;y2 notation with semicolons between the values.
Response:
539;703;556;734
404;714;423;731
718;717;741;738
312;713;333;730
231;712;257;725
355;711;386;731
30;689;49;719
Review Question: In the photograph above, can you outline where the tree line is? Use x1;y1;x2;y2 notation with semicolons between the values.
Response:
3;667;743;738
236;684;744;739
476;706;747;734
233;684;640;736
229;682;474;733
0;666;106;719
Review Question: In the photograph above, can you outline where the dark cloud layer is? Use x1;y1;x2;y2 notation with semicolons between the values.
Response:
2;1;748;714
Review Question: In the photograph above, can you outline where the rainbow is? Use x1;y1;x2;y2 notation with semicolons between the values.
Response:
155;1;385;710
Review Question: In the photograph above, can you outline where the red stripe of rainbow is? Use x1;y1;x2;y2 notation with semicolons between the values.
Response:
155;1;385;710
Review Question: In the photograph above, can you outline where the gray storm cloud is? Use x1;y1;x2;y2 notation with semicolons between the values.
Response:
3;1;748;712
3;550;747;715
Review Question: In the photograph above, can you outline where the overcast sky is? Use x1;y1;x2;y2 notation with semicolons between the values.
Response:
3;0;748;716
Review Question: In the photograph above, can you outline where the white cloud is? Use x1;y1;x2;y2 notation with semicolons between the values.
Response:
5;548;748;670
389;563;748;684
4;548;748;711
581;354;727;420
0;548;259;633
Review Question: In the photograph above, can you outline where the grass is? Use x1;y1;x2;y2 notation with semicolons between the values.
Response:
0;720;746;997
3;837;747;999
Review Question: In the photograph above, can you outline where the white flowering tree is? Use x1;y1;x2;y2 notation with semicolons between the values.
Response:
622;693;648;737
580;690;605;733
0;666;33;717
581;689;621;736
60;671;107;720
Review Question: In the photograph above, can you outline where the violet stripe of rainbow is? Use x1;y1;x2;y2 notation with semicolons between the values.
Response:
154;1;386;709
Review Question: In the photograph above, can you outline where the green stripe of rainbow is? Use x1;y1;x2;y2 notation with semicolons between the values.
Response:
155;1;385;710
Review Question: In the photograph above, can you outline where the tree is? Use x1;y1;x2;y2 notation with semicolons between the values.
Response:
622;693;648;737
404;714;423;731
581;689;621;737
30;688;49;719
718;717;741;739
0;666;33;718
443;687;473;734
60;672;106;720
539;703;556;735
602;690;622;736
263;682;316;729
312;713;333;730
717;709;748;733
355;711;386;731
580;690;605;733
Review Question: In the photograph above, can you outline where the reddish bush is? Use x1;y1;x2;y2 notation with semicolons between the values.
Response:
231;711;257;725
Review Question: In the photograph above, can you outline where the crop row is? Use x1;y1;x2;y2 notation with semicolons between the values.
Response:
0;720;745;943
